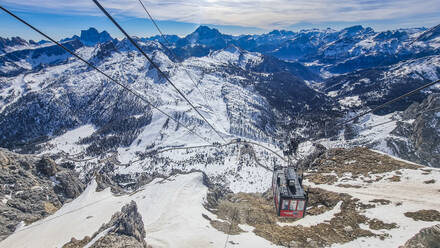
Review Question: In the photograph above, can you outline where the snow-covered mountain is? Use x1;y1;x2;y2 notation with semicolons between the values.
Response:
1;23;440;247
158;25;440;75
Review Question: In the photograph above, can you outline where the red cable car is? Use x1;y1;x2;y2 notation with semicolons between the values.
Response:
272;166;308;218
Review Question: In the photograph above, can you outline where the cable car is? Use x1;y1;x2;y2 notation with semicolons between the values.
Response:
272;166;308;218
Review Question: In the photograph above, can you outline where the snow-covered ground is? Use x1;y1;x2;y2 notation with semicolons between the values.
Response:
308;167;440;247
2;155;439;248
317;112;402;155
0;173;280;248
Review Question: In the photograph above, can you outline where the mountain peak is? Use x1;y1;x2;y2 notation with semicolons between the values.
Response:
268;30;295;36
79;27;113;46
341;25;373;34
190;26;222;39
416;23;440;42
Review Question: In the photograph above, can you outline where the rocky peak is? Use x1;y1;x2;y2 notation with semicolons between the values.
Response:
62;201;148;248
187;25;223;41
268;29;295;36
0;36;28;51
108;201;146;243
416;23;440;42
79;27;113;46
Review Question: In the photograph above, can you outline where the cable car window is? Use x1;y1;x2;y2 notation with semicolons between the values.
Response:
281;200;289;210
289;200;297;210
296;200;305;211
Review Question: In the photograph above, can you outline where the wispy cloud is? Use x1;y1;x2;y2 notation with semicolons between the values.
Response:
1;0;439;29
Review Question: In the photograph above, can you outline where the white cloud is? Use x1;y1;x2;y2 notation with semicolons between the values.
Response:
1;0;439;29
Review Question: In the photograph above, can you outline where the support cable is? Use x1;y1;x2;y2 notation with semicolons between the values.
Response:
341;79;440;126
137;0;211;119
92;0;227;143
0;5;211;144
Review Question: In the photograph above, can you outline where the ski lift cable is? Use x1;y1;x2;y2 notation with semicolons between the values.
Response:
92;0;227;143
340;79;440;126
356;106;440;131
136;0;210;109
317;23;440;132
223;208;237;248
0;5;212;145
257;198;287;247
407;24;440;47
318;105;440;143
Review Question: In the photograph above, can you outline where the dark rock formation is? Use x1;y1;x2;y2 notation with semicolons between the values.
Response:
388;94;440;167
402;224;440;248
62;201;149;248
0;148;84;241
36;156;58;176
297;143;327;169
102;201;146;245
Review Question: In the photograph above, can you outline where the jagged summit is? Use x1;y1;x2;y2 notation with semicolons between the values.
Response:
188;25;223;39
80;27;113;45
267;29;295;36
60;27;113;46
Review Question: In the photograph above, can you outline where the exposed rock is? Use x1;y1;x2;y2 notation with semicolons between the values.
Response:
0;150;9;166
368;218;398;230
208;187;392;247
54;171;85;200
104;201;146;244
95;173;125;194
0;148;84;241
90;234;146;248
62;201;149;248
307;147;419;177
62;237;92;248
297;143;327;169
36;156;58;176
390;94;440;167
401;224;440;248
369;199;391;205
404;210;440;222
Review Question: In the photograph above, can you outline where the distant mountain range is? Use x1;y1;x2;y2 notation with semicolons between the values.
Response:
0;24;439;168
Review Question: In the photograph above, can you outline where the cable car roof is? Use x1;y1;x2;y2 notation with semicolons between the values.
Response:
276;167;307;199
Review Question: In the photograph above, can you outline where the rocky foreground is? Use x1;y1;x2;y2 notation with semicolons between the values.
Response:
0;146;439;247
206;147;440;247
0;148;84;241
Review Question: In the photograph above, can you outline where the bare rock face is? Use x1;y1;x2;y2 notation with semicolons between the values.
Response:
91;233;145;248
62;201;148;248
36;156;58;176
0;148;84;241
389;94;440;167
104;200;146;244
297;143;327;169
402;224;440;248
54;171;85;200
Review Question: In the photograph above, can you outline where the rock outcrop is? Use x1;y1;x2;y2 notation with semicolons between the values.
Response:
0;148;84;241
62;201;149;248
402;224;440;248
389;94;440;167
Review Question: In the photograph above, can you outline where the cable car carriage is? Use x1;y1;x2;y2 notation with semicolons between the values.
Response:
272;166;308;218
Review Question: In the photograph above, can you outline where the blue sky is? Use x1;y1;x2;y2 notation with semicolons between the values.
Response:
0;0;439;41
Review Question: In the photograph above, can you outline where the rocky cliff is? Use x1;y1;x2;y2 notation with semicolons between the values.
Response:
0;148;84;241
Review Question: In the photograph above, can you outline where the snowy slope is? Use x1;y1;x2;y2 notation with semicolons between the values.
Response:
0;173;281;248
2;153;439;248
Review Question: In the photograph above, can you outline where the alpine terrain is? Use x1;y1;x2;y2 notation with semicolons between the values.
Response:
0;14;440;248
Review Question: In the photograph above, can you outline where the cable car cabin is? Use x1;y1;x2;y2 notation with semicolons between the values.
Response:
272;166;308;218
